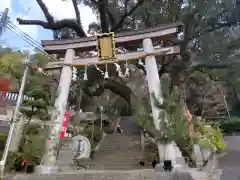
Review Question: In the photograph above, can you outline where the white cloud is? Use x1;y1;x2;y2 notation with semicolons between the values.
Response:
2;0;97;49
43;0;97;32
12;13;39;40
0;0;11;12
17;0;97;35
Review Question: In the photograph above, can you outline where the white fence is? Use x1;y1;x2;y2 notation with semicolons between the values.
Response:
0;92;34;101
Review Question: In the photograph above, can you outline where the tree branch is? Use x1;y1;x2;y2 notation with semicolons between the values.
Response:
124;0;130;14
17;18;86;37
106;6;117;28
71;0;81;25
36;0;54;23
191;62;236;69
85;78;132;103
111;0;145;31
90;0;117;28
98;0;109;33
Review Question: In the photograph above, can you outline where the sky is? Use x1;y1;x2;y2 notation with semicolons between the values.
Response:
0;0;97;50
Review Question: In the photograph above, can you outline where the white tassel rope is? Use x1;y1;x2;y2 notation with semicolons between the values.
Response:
83;65;88;80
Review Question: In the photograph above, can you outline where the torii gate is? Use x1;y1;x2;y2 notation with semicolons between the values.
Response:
37;22;183;174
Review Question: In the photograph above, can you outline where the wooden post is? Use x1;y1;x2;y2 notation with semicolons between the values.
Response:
35;49;75;174
143;38;177;166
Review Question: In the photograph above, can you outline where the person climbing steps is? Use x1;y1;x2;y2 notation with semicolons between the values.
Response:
116;125;123;133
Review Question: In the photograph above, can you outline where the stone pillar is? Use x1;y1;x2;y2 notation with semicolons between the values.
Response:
143;38;177;166
140;130;145;150
35;49;75;174
8;111;24;152
143;38;163;131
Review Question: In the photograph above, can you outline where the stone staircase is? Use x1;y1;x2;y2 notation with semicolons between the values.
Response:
55;117;146;171
89;133;144;170
89;117;145;170
56;137;74;171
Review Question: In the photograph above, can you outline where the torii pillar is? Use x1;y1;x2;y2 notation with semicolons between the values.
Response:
143;38;178;168
35;49;75;174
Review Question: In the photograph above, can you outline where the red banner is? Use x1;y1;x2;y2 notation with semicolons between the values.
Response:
60;112;69;139
184;108;194;136
184;108;192;122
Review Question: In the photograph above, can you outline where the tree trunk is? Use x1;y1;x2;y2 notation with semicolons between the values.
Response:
98;0;109;33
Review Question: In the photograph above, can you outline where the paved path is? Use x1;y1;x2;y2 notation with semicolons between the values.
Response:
219;136;240;180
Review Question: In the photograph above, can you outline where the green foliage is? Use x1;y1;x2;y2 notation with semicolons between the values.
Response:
111;97;130;116
20;135;45;165
152;74;190;143
0;133;43;172
5;152;21;171
0;48;53;122
75;123;103;148
0;133;7;152
195;122;226;152
218;116;240;133
144;142;159;163
23;123;42;135
132;73;226;164
132;97;152;126
21;88;51;122
83;125;103;144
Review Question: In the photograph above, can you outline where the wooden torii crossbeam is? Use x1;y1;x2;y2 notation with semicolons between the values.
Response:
45;46;180;69
43;22;182;70
38;22;183;174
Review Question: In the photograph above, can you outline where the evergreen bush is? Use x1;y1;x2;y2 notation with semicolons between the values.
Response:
218;116;240;133
132;74;226;165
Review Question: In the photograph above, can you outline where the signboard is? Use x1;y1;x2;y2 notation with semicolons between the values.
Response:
71;135;91;160
60;112;69;139
96;32;116;61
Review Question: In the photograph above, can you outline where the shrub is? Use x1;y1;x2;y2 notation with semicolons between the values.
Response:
83;125;103;146
0;133;7;153
144;142;159;163
0;132;45;172
23;123;42;135
195;123;226;152
21;135;45;162
218;116;240;133
6;152;22;171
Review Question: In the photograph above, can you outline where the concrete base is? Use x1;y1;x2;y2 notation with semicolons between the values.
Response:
155;163;184;172
10;169;192;180
34;165;59;174
155;163;164;172
9;168;222;180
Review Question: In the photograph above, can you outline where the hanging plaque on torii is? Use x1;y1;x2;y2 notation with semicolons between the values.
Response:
96;32;116;61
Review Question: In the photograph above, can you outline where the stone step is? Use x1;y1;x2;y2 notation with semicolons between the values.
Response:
89;162;145;168
92;158;143;162
102;134;140;139
100;141;141;146
98;147;141;151
102;137;140;142
92;157;143;162
88;131;144;170
89;166;144;170
93;151;142;157
93;150;142;156
12;169;184;180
